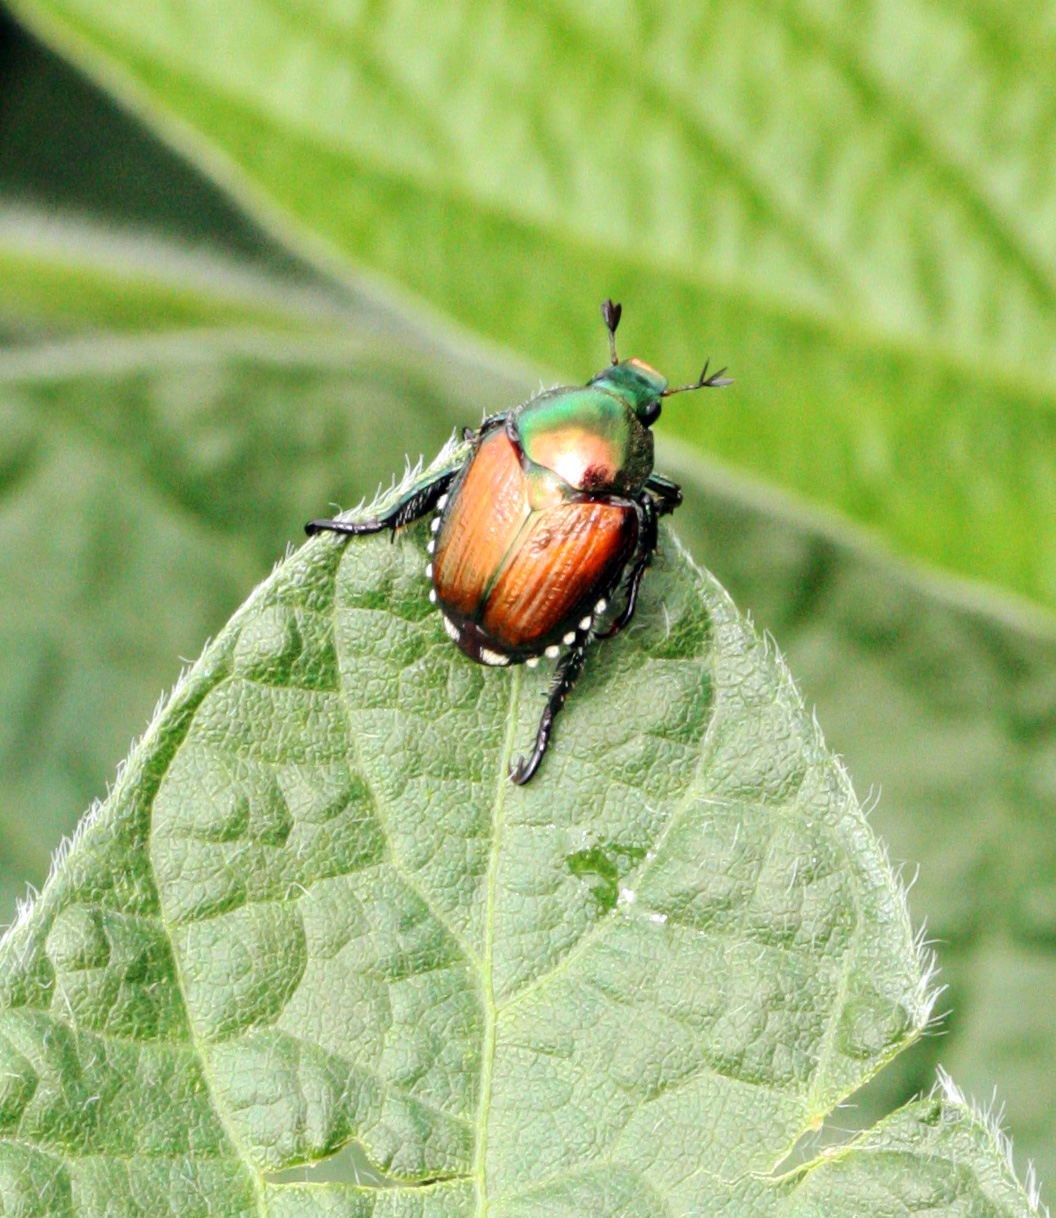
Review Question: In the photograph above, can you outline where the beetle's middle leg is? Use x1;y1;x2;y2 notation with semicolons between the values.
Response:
594;495;659;641
305;468;457;540
509;641;588;786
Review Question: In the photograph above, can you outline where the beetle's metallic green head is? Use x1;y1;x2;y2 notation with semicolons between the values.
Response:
589;358;668;426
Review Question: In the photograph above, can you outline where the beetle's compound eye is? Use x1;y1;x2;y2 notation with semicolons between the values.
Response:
639;397;661;426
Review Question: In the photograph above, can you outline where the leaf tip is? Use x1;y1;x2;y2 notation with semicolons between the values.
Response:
933;1066;1049;1216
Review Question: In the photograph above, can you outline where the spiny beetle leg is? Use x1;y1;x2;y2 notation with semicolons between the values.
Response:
508;478;659;783
478;411;510;435
305;469;457;539
510;642;589;785
463;412;508;447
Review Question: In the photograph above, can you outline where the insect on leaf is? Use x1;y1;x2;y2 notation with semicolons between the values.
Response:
0;465;1039;1214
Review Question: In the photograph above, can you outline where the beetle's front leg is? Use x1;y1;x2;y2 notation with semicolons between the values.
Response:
644;471;683;517
305;468;457;540
509;642;588;786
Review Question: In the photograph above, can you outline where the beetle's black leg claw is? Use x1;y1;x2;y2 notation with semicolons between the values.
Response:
509;754;534;786
508;730;547;787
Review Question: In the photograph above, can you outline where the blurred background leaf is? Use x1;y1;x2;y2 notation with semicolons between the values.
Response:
8;0;1056;614
0;206;357;334
0;0;1053;1201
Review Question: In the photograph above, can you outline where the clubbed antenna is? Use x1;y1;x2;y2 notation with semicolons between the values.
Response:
601;298;622;365
661;359;733;397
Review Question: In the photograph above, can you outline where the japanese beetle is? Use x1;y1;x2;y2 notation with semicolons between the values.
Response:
306;301;730;784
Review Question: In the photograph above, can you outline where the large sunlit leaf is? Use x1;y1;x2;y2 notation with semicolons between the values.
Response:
7;0;1056;614
0;464;1037;1213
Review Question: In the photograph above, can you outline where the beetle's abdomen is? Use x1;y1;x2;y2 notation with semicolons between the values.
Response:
433;429;529;618
482;501;638;651
433;426;638;663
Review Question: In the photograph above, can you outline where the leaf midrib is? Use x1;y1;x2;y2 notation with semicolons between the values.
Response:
473;664;522;1215
284;548;528;1195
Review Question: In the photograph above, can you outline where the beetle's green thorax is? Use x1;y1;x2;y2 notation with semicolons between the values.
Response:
514;379;655;495
589;358;668;424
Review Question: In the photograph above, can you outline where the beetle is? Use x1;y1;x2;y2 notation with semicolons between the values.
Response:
306;301;730;784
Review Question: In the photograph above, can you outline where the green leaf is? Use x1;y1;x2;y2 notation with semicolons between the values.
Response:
666;439;1056;1189
0;7;1048;1201
0;205;347;337
1;318;1051;1205
0;323;525;912
0;426;1039;1212
768;1079;1045;1216
8;0;1056;615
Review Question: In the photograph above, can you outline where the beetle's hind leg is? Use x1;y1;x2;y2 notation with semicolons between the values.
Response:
509;480;671;784
305;468;457;540
509;642;589;786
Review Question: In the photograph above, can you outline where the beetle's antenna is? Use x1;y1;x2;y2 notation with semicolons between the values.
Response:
601;298;622;365
661;359;733;396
